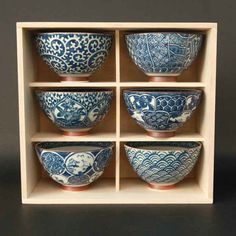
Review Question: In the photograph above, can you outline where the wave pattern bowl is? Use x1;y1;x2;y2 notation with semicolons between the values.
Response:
125;142;201;190
35;142;113;191
36;89;113;136
125;32;203;82
35;32;113;82
123;89;202;138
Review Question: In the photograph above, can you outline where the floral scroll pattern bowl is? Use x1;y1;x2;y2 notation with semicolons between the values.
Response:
36;89;113;136
35;32;113;82
125;142;201;190
125;32;203;82
123;89;202;138
35;142;113;191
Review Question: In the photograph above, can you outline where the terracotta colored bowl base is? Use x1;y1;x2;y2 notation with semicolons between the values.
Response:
147;131;175;138
60;76;89;82
148;183;175;190
63;131;89;136
61;185;89;191
149;76;177;82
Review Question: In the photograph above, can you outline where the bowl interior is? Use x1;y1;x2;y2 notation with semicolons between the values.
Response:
36;142;114;153
36;32;113;36
36;88;113;94
125;141;201;151
125;31;203;37
123;88;202;94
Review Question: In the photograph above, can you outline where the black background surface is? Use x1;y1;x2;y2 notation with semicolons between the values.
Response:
0;0;236;235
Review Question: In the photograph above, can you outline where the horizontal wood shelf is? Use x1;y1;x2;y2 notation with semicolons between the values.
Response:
120;132;205;142
31;132;117;142
31;132;204;142
24;177;211;204
29;82;206;88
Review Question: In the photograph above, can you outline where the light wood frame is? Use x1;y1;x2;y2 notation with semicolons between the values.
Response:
17;22;217;204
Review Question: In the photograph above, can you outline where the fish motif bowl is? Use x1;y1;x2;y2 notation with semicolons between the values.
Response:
36;89;113;136
35;142;114;191
125;32;203;82
123;89;202;138
125;142;202;190
35;32;113;82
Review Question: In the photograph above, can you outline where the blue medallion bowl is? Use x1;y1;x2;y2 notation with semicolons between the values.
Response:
125;32;203;82
123;89;202;137
125;142;201;190
36;89;113;136
35;32;113;82
35;142;113;191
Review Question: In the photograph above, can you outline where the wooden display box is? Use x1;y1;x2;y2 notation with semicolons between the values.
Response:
17;22;217;204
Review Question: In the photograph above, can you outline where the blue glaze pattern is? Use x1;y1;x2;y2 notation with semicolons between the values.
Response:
125;142;201;186
126;32;203;75
35;32;113;76
123;90;201;132
36;90;113;132
35;142;113;187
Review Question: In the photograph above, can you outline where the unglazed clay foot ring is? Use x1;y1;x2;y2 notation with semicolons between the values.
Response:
147;131;175;138
148;183;175;190
61;185;89;191
63;131;89;136
149;76;177;82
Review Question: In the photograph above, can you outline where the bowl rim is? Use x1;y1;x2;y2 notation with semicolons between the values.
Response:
36;32;113;36
35;89;113;94
35;142;114;153
123;89;202;94
124;141;202;152
125;32;204;37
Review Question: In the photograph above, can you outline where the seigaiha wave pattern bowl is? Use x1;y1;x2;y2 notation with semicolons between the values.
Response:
125;142;202;190
125;32;203;82
35;142;114;191
35;32;113;82
36;89;113;136
123;89;202;138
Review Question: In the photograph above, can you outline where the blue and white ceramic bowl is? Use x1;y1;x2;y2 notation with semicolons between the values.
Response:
35;32;113;81
125;32;203;82
36;89;113;136
123;89;202;137
35;142;113;191
125;142;201;190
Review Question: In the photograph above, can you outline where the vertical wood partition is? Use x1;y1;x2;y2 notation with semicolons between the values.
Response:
17;22;217;204
115;30;121;191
